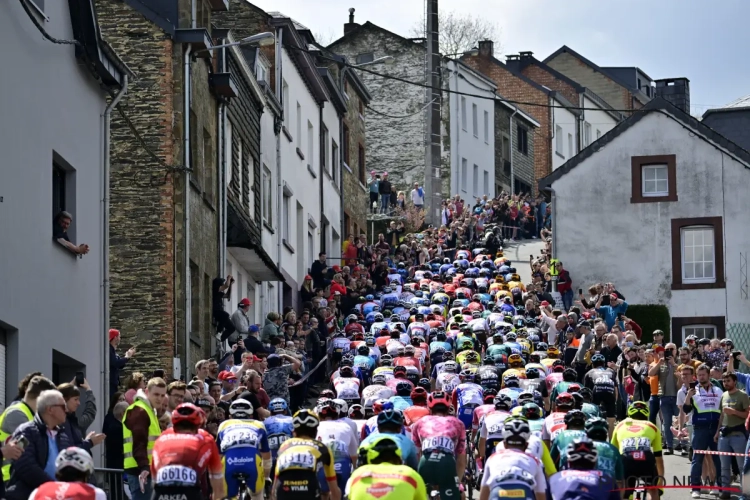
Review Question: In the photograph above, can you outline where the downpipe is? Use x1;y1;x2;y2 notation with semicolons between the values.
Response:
184;43;193;378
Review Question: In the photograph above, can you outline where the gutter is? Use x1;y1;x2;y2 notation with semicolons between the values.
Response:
102;76;128;405
319;104;325;255
275;27;283;308
453;64;460;196
509;106;518;195
183;42;193;379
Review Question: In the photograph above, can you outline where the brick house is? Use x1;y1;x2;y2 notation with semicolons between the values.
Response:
543;45;651;113
96;0;232;378
462;41;581;187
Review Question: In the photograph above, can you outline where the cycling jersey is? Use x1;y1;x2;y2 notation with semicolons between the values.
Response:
611;418;663;457
331;337;352;357
479;410;511;441
477;367;500;389
388;395;413;412
274;437;336;500
542;411;568;442
549;429;587;467
217;418;270;496
519;378;548;398
407;322;430;337
558;441;624;481
264;415;294;460
549;381;576;402
385;378;414;394
498;387;524;406
456;350;481;367
452;382;483;427
151;428;223;498
334;377;362;400
549;469;619;500
471;403;496;431
354;355;376;374
584;367;616;396
411;415;466;500
361;415;407;440
545;373;564;392
580;403;601;419
381;292;401;307
481;448;546;499
435;372;460;393
361;385;395;409
359;431;419;470
495;431;557;477
317;420;359;492
346;463;427;500
29;483;107;500
403;405;430;428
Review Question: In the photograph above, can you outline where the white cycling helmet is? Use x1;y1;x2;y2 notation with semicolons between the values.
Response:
55;447;94;475
229;398;254;419
332;398;349;416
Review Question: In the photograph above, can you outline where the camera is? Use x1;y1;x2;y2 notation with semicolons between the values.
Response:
732;351;741;359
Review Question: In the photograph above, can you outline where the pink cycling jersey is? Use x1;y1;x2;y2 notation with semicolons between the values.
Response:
411;415;467;455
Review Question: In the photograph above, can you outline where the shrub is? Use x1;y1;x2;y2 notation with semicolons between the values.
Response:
625;304;670;344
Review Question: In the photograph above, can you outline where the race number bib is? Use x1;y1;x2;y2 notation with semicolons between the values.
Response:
221;428;259;452
268;434;290;450
155;465;197;486
277;451;315;471
422;436;456;453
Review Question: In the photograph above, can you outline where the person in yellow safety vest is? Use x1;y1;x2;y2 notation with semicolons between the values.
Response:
122;377;166;500
0;375;57;482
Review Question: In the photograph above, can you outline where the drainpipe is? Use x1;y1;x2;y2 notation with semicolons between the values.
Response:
219;36;228;277
275;28;283;308
509;106;518;195
338;67;345;244
184;42;193;379
319;104;324;258
102;76;128;407
453;66;460;196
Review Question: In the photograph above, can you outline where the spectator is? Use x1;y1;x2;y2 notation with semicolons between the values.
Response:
245;370;271;412
212;275;236;341
343;237;359;267
124;372;147;404
595;293;628;330
53;211;89;256
165;381;186;412
411;182;425;210
109;328;136;398
230;298;253;342
395;191;406;210
261;312;283;344
262;354;301;402
367;172;380;213
57;381;104;454
300;275;315;304
310;253;329;289
194;360;210;394
6;390;73;500
717;372;749;499
122;378;167;500
378;172;392;214
649;343;680;454
102;399;128;495
556;261;573;311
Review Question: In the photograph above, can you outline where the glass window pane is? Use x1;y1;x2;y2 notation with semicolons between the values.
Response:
643;168;655;181
703;263;714;278
683;230;693;246
655;166;668;180
684;246;693;262
656;180;668;193
684;262;694;279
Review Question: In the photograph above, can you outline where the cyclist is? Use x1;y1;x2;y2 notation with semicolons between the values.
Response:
519;367;549;411
452;370;484;429
577;388;602;419
435;360;461;392
360;408;419;469
478;394;513;460
347;436;427;500
348;405;367;436
549;438;619;500
388;381;414;412
611;401;664;500
549;368;579;408
265;398;294;476
584;353;617;437
147;404;224;500
316;400;359;495
362;373;395;413
403;387;430;428
274;409;340;500
549;410;587;469
29;447;108;500
411;391;467;500
480;417;547;500
583;417;625;489
542;392;574;448
499;374;524;406
217;399;271;500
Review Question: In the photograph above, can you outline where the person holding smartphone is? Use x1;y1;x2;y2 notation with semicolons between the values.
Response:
676;365;697;457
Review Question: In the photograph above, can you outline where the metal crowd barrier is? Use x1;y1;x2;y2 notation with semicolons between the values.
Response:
94;468;128;500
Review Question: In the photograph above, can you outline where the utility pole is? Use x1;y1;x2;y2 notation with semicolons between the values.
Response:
424;0;441;226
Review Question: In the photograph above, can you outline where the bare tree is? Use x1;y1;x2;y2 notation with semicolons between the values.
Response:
410;10;501;57
314;28;338;47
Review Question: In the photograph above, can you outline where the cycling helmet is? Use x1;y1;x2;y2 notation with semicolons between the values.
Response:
293;409;320;430
349;404;365;419
536;342;548;351
503;374;520;388
396;381;412;396
318;400;339;419
566;438;598;468
393;365;408;377
372;373;387;385
357;345;370;356
229;398;253;419
269;398;289;415
585;417;610;441
410;387;428;402
380;354;393;366
339;366;355;378
551;360;565;373
483;388;499;403
340;356;355;367
525;367;541;379
501;417;531;446
564;409;587;428
465;351;480;363
517;391;534;406
521;402;543;420
571;392;584;408
404;345;416;356
418;378;431;391
55;447;94;475
563;368;578;382
627;401;650;420
459;370;475;383
494;393;512;410
353;331;365;341
442;352;454;361
568;383;581;393
506;332;517;342
578;387;593;401
591;353;605;366
427;391;451;410
436;331;447;342
443;361;458;373
508;354;524;368
556;392;574;409
374;313;384;322
171;403;206;427
320;389;336;399
377;408;404;427
332;399;349;417
359;435;402;465
547;347;560;357
372;399;394;415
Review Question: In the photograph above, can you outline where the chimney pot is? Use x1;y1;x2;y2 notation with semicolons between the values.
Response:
344;7;360;36
519;51;533;58
478;40;494;58
348;8;355;23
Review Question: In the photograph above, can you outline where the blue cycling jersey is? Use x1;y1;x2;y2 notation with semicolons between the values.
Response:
217;419;270;496
549;469;619;500
263;415;293;460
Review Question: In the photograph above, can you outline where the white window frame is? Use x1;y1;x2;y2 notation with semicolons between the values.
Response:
641;164;669;197
461;158;467;192
256;59;269;84
236;136;243;197
225;120;233;186
483;110;489;144
472;103;478;138
296;102;302;145
483;170;489;195
332;140;339;183
472;164;479;196
247;155;254;217
596;129;601;139
584;122;592;146
461;97;467;131
262;166;272;226
283;192;291;241
307;121;314;168
681;325;717;346
322;125;330;174
282;81;289;121
680;226;716;284
567;133;573;158
555;125;563;155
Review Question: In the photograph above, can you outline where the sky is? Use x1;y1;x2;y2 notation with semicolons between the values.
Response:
250;0;749;117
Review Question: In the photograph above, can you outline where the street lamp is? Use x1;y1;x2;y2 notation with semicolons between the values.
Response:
208;32;275;51
351;55;394;68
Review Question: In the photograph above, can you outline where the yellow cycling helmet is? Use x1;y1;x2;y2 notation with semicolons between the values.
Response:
627;401;650;420
292;409;320;430
508;354;524;368
359;435;402;465
547;347;561;358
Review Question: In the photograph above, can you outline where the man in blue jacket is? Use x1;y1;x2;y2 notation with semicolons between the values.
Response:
595;293;628;331
6;389;73;500
109;329;136;398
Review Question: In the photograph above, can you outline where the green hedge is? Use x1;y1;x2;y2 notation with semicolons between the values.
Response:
625;304;670;344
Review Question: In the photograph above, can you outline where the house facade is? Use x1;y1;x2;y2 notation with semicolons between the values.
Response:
702;94;750;152
445;59;496;199
539;98;750;345
495;100;539;194
0;0;127;409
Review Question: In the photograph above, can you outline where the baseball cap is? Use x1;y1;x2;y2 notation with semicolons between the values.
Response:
267;354;282;368
654;345;666;353
609;293;618;301
540;301;550;307
195;398;213;408
239;298;251;307
248;325;259;333
304;275;312;280
108;329;120;342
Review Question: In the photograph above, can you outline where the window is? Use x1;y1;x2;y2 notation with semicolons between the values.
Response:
203;273;211;340
282;81;289;117
641;165;669;197
235;136;243;198
203;128;214;204
283;192;291;241
673;316;725;345
567;133;573;158
296;102;302;145
501;135;510;161
225;120;233;186
637;78;642;90
343;124;350;166
683;325;716;341
555;125;563;155
256;59;268;84
630;155;677;203
358;144;365;184
461;158;467;192
473;164;479;195
190;109;200;188
472;103;478;137
52;153;77;244
307;231;314;273
356;52;374;64
307;121;314;168
332;141;339;183
516;125;528;155
190;261;200;335
584;122;592;146
321;125;330;174
461;97;467;131
596;129;601;139
52;163;67;218
247;155;255;216
262;166;272;226
671;217;725;290
483;170;489;195
484;111;490;144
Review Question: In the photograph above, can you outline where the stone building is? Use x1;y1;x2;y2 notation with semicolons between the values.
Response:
328;9;429;196
96;0;228;379
494;99;539;194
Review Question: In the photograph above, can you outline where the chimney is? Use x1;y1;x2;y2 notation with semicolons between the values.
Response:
655;78;691;114
519;51;534;60
478;40;494;58
344;8;360;35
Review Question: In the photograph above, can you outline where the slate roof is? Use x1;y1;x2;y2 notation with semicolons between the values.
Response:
703;94;750;116
538;97;750;190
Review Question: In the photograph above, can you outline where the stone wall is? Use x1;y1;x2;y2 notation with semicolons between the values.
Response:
329;26;428;194
341;71;369;237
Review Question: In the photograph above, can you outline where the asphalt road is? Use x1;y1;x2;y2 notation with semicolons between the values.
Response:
501;238;545;284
